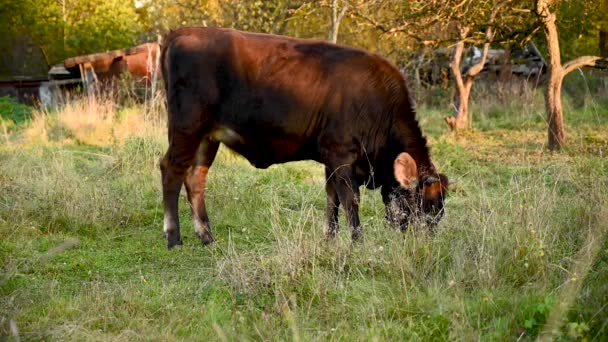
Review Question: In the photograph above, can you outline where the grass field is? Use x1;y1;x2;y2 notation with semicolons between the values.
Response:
1;91;607;340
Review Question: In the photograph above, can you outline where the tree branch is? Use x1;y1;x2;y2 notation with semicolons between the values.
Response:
562;56;603;75
350;11;443;45
465;2;499;78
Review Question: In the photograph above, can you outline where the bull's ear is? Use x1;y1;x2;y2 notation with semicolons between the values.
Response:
394;152;418;190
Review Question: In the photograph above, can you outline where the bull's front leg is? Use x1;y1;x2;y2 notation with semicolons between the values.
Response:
324;167;341;239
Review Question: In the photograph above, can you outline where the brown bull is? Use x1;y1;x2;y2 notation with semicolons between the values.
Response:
160;27;448;248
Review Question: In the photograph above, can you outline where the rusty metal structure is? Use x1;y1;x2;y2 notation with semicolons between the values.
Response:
61;42;160;88
1;42;160;106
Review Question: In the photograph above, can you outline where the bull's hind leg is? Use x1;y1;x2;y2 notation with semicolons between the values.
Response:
161;83;213;248
184;138;219;245
161;134;202;248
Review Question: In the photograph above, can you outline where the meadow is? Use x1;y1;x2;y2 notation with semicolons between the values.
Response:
1;81;607;340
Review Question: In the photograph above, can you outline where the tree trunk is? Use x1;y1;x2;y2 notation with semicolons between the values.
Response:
443;2;501;131
329;0;348;43
601;30;608;58
445;22;492;131
445;38;473;130
546;72;565;150
539;1;566;150
537;0;602;151
454;82;473;129
601;0;608;57
499;45;512;83
445;39;468;130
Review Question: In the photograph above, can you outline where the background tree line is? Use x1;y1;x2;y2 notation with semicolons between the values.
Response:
1;0;607;149
3;0;605;69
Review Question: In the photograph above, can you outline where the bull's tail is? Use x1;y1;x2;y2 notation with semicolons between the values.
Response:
160;30;175;99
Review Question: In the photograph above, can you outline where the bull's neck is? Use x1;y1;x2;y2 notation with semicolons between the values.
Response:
392;119;435;176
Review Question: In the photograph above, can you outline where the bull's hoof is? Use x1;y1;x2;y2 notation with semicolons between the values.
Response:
167;238;183;249
324;234;337;241
165;232;183;249
324;229;338;241
196;230;216;246
427;222;438;236
351;229;363;242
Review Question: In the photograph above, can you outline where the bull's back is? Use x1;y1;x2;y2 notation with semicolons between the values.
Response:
162;27;407;168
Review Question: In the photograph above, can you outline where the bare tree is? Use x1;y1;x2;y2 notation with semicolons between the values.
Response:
536;0;604;150
328;0;348;43
354;0;533;130
445;4;500;130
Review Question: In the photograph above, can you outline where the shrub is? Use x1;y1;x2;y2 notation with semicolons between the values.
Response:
0;96;33;129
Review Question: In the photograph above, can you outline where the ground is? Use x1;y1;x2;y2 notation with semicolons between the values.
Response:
0;91;607;340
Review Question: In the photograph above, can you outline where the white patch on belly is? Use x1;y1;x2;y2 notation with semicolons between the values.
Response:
210;127;244;146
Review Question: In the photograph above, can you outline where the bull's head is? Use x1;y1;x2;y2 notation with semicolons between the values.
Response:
389;152;449;231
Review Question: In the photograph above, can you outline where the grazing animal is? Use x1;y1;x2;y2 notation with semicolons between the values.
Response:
160;27;448;248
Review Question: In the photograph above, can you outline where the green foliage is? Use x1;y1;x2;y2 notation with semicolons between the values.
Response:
0;96;33;128
0;0;63;74
557;0;604;59
62;0;143;58
216;0;306;34
1;0;142;67
138;0;214;35
567;321;591;340
522;295;556;335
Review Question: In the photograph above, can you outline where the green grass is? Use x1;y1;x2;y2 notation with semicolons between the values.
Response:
1;94;607;340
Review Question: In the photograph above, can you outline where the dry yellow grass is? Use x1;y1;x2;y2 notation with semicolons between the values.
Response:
20;92;165;148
